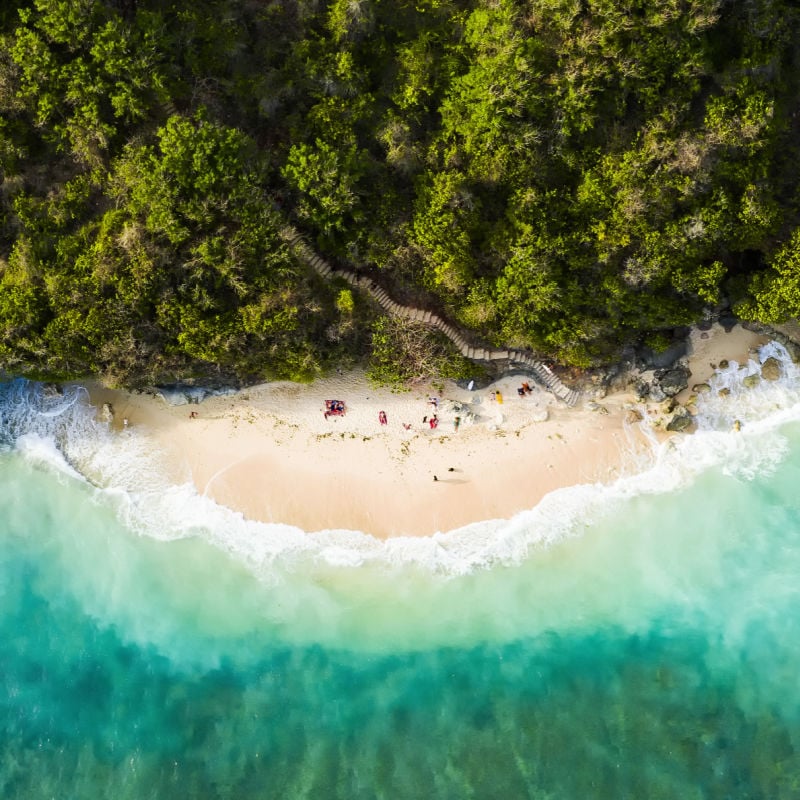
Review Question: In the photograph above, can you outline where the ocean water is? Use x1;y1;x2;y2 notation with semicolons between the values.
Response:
3;343;800;798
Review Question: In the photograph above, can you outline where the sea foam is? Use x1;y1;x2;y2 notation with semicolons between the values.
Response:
2;342;800;577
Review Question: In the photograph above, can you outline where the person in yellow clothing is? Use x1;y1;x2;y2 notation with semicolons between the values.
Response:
496;390;503;404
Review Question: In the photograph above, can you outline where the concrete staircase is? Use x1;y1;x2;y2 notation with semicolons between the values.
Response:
280;227;581;406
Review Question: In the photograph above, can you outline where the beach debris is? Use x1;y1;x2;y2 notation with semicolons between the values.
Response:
100;402;114;423
691;383;711;393
761;356;781;381
743;374;761;389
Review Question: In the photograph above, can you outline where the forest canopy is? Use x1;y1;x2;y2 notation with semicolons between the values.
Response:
1;0;799;385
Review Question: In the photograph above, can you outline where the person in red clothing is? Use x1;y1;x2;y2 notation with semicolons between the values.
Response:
378;410;388;425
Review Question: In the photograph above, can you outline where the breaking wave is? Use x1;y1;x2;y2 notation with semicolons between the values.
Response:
2;339;799;578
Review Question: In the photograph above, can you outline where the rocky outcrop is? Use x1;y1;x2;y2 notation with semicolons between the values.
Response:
635;365;690;402
655;366;690;397
666;408;693;432
742;374;761;389
761;356;781;381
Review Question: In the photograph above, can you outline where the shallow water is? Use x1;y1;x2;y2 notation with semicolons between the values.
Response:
3;344;800;797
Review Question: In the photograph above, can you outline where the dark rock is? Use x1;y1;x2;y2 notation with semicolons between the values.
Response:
654;366;691;397
719;359;729;369
718;387;731;397
719;315;738;332
666;411;693;432
156;385;211;406
640;339;689;370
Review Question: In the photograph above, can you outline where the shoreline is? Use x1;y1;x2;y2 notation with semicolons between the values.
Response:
82;323;767;538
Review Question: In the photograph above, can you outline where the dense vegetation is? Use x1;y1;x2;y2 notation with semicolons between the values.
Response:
1;0;799;386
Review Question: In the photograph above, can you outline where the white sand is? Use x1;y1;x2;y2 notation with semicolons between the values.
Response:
84;324;768;538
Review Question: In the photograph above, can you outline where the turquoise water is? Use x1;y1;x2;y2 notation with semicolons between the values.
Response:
4;345;800;798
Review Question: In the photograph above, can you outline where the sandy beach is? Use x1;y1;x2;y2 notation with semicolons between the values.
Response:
83;323;767;538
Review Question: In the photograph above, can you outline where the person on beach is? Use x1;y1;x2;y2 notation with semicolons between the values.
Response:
429;396;439;410
496;391;503;404
189;411;198;419
379;410;388;425
402;423;412;430
454;416;461;432
429;415;439;429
